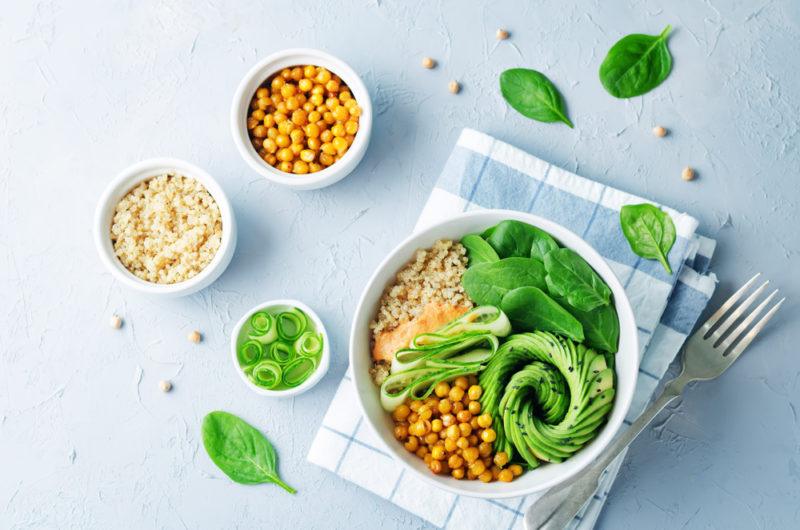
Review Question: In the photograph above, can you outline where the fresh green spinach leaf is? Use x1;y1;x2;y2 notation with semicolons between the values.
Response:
500;286;584;341
619;203;676;274
462;257;546;307
599;25;673;98
461;234;500;267
485;220;559;260
565;302;619;353
500;68;574;128
543;248;611;311
202;411;295;494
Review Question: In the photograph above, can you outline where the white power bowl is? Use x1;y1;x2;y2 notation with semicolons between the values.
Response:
231;48;373;190
350;209;639;499
94;158;237;297
231;299;330;397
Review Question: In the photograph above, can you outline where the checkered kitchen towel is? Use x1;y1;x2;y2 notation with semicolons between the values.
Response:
308;129;717;529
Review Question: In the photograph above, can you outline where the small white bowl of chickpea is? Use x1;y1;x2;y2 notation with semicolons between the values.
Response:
231;49;372;190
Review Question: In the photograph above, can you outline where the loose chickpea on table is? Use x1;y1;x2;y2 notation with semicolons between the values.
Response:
246;65;363;175
391;375;522;483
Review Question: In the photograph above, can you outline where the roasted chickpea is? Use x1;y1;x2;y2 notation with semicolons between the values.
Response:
394;424;408;440
509;464;524;477
498;469;514;482
493;452;509;468
481;428;497;443
477;413;493;428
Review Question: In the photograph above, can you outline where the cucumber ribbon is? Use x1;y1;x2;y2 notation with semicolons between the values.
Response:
380;306;512;411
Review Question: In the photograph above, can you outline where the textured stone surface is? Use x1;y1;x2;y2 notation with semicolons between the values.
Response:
1;1;798;528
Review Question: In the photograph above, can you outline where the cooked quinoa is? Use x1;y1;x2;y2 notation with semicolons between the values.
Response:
369;239;472;384
110;173;222;284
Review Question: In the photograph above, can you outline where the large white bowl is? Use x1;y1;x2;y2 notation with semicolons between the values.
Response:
231;48;373;190
349;209;639;498
94;158;237;297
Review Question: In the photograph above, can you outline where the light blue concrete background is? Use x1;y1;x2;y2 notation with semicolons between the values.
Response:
1;1;798;528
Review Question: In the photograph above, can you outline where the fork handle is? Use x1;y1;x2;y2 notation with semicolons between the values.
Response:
525;374;690;530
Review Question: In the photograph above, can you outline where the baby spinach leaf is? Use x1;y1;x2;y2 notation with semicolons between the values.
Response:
500;286;584;341
202;411;295;494
619;203;676;274
485;220;559;260
462;257;546;307
461;234;500;267
543;248;611;312
500;68;574;128
599;25;673;98
565;302;619;353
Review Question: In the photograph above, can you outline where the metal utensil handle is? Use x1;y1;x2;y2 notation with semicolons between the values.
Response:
525;374;689;530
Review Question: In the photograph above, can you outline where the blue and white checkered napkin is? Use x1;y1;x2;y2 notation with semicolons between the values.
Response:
308;129;717;529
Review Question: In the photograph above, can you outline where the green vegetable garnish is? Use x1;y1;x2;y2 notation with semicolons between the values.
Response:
202;411;295;493
250;360;282;389
248;311;278;344
500;68;574;128
500;286;584;342
282;357;317;388
599;25;673;98
238;340;264;366
277;308;307;341
236;305;323;390
294;331;323;357
619;203;676;274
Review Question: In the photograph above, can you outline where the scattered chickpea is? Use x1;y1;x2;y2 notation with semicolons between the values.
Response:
496;28;510;40
159;380;173;393
448;80;461;94
682;166;696;181
421;57;436;69
652;125;667;137
187;330;202;344
109;315;123;329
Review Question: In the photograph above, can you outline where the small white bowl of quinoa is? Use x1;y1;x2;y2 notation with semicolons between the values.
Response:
94;158;237;297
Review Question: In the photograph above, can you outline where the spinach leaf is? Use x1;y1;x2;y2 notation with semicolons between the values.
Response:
500;68;573;128
619;203;676;274
543;248;611;312
485;220;559;259
461;234;500;267
462;257;546;307
500;286;584;341
202;411;295;494
599;25;673;98
565;303;619;353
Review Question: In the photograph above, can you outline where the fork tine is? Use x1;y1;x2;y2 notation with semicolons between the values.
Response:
725;296;785;361
718;289;778;351
701;273;761;336
710;280;770;343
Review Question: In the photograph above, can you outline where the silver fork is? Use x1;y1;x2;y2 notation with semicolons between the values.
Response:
525;273;785;530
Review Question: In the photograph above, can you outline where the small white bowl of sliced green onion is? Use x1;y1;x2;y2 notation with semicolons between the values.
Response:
231;299;330;397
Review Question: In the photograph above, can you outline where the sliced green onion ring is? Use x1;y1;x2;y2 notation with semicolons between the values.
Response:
249;311;278;344
249;360;282;389
238;340;264;367
282;357;317;387
270;341;295;365
294;331;323;357
277;308;307;341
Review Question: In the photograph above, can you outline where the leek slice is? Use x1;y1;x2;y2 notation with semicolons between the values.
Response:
282;357;317;387
277;308;307;341
238;340;264;367
270;341;294;365
250;360;282;389
294;331;323;357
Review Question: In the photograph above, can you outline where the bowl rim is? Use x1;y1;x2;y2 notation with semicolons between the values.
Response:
348;209;639;498
230;298;331;397
93;157;237;297
230;47;373;191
